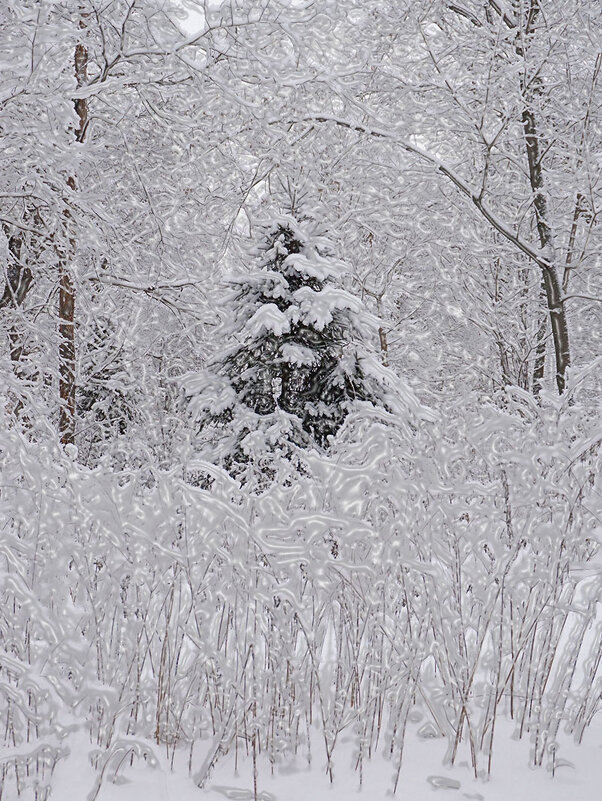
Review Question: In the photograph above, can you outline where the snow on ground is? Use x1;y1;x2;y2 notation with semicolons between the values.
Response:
52;715;602;801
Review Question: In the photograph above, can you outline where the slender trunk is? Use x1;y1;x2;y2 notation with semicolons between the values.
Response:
375;297;389;367
0;231;33;309
531;290;547;397
562;193;585;293
517;265;531;391
58;248;76;445
521;103;571;394
495;336;511;389
59;23;88;446
492;259;511;389
562;54;599;291
517;0;571;394
378;326;389;366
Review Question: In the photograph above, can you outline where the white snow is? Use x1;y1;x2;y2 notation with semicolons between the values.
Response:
50;715;602;801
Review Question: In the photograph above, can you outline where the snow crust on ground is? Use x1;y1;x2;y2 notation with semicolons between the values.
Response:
52;716;602;801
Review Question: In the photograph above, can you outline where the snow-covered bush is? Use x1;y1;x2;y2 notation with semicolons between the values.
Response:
2;380;599;799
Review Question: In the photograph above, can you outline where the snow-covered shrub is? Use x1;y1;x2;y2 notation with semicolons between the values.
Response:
0;378;599;798
0;430;80;800
370;386;602;778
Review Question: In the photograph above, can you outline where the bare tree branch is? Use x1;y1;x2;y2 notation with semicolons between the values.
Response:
281;114;552;271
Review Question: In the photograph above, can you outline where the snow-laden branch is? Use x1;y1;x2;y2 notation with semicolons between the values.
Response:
447;4;483;27
485;0;517;29
80;15;275;92
91;276;206;294
561;293;602;304
0;216;54;241
282;114;553;272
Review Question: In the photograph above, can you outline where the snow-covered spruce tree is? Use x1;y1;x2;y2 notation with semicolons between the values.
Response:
185;215;405;483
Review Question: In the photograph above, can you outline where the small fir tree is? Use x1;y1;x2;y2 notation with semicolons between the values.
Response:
185;215;407;483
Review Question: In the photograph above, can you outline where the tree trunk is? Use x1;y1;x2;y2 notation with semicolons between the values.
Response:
531;297;547;396
521;105;571;394
58;248;76;445
375;297;389;367
0;230;33;310
517;0;571;394
59;25;88;446
517;265;531;391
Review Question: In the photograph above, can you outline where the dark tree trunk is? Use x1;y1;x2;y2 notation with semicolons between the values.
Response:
521;104;571;394
375;297;389;367
517;0;571;394
530;276;548;396
59;28;88;447
58;248;76;445
0;231;33;310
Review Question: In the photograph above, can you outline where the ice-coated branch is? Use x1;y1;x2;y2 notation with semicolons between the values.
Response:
281;114;553;271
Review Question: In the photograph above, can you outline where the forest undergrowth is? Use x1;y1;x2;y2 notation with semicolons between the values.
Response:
1;384;600;801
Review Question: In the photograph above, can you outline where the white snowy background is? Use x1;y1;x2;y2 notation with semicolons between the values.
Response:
0;1;600;800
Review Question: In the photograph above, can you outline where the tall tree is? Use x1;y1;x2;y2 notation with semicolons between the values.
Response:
59;13;88;446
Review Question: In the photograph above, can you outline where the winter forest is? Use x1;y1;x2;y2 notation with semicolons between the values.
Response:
0;1;601;800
